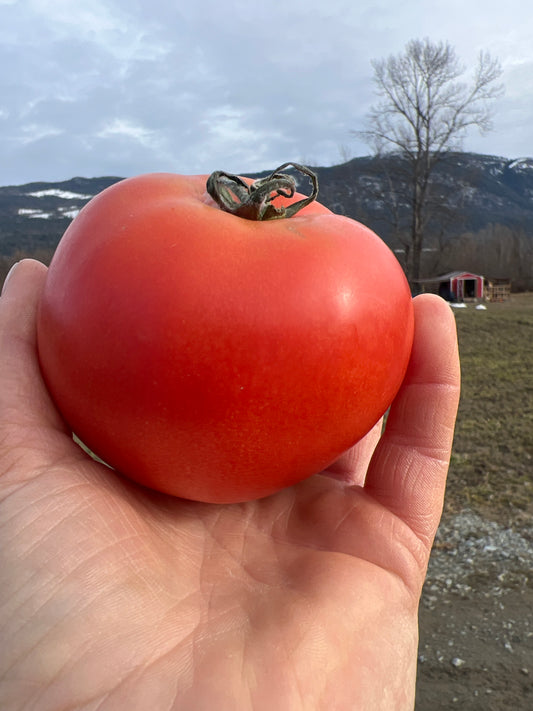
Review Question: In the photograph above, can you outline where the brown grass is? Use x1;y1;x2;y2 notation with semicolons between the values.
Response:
444;293;533;524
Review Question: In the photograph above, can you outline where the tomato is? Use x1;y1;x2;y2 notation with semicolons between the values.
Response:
37;165;414;503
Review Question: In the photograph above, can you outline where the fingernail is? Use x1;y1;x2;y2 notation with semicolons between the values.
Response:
1;261;20;296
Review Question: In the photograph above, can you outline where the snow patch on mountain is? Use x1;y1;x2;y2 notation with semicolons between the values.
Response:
27;188;94;200
508;157;533;172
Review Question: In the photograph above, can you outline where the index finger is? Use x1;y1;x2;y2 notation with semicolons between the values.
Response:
0;259;67;435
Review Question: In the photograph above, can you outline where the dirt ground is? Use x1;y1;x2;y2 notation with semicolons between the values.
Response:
415;510;533;709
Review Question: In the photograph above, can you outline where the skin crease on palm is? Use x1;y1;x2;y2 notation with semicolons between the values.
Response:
0;259;460;711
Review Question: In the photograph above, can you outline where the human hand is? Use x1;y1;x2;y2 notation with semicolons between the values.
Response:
0;260;460;711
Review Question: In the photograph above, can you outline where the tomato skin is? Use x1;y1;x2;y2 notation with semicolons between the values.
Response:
37;172;414;503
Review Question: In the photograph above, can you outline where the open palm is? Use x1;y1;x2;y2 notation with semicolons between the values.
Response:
0;260;460;711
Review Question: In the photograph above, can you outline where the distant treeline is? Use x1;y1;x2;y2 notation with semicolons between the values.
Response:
2;222;532;293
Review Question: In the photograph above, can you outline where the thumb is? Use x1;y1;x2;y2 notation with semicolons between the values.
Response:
363;293;461;548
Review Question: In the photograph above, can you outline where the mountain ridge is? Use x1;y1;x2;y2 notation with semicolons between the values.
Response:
1;152;532;258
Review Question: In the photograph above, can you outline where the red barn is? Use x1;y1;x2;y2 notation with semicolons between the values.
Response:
417;271;485;301
447;271;484;300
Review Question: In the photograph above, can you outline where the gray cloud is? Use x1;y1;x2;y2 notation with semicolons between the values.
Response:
1;0;532;184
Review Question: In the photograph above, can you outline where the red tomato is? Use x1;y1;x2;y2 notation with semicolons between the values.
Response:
37;168;414;503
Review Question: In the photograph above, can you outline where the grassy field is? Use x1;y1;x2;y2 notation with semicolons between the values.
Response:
444;292;533;524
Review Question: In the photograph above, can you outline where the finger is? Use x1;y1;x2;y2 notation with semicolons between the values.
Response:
0;259;68;435
323;417;383;486
363;294;460;547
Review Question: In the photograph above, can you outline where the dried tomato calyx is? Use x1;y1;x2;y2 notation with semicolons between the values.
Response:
206;162;318;221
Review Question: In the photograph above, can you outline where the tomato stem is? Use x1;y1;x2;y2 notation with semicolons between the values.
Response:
206;163;318;220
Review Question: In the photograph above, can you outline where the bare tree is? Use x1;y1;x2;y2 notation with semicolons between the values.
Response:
358;38;503;285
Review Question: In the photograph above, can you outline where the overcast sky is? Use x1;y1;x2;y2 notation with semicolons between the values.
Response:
1;0;532;185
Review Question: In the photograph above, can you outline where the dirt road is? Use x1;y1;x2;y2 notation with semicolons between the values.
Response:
415;511;533;709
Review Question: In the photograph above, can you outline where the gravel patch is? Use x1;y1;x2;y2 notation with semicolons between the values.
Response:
416;510;533;710
424;510;533;602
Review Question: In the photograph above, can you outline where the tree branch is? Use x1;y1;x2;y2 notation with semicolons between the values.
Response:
354;38;503;285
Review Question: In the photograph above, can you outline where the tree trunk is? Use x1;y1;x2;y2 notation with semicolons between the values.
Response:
409;178;425;286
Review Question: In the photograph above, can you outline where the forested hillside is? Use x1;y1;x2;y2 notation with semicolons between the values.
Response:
1;153;532;288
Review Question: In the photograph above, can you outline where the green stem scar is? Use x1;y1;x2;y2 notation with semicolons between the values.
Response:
206;162;318;221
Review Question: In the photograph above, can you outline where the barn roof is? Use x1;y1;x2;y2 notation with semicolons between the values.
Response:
415;271;484;283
